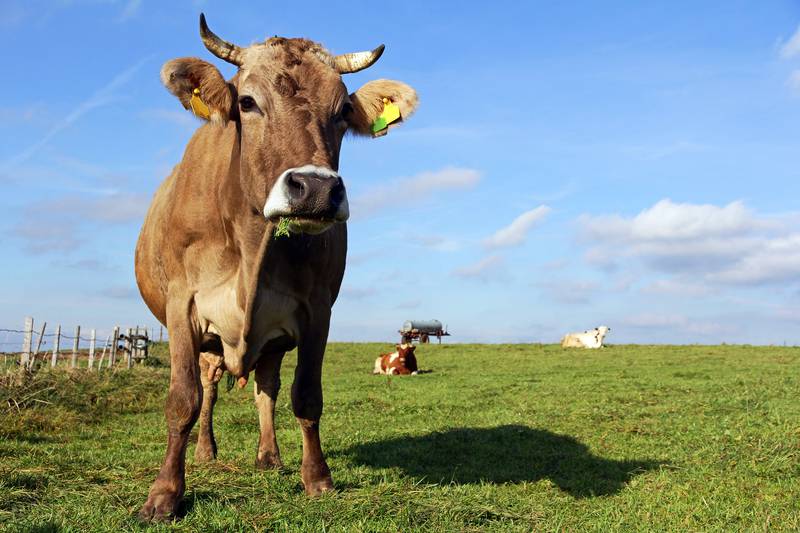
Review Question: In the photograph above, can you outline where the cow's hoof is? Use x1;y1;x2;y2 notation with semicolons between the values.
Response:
303;476;334;496
137;487;182;523
301;462;333;496
255;452;284;470
194;437;217;463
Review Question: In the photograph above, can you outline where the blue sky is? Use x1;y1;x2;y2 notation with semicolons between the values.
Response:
2;0;800;345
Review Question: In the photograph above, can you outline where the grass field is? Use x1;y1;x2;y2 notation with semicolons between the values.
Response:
1;343;798;531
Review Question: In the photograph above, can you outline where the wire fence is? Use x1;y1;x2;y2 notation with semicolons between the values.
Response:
1;317;167;373
0;328;99;342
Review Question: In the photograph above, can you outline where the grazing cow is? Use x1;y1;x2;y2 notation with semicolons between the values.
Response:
561;326;611;349
373;343;419;375
134;14;418;522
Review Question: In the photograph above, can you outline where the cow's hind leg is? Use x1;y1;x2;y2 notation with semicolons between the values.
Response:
195;350;222;462
293;321;334;496
138;298;202;522
254;351;285;469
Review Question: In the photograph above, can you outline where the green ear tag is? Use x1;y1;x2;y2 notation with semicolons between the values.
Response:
371;116;388;133
371;98;401;135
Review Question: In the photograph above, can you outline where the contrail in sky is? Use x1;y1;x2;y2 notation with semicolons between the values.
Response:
0;54;154;173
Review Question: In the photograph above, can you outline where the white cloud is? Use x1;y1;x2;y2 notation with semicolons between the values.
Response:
351;166;481;219
483;205;551;249
780;24;800;58
709;234;800;285
582;199;758;242
579;199;800;287
452;254;505;282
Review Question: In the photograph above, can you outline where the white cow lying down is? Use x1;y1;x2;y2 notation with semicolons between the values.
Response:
561;326;610;349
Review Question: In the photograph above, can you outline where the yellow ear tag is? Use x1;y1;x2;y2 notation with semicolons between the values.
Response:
371;98;401;136
189;88;211;120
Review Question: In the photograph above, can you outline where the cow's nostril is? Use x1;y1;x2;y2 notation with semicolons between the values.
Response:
285;173;306;202
330;178;345;206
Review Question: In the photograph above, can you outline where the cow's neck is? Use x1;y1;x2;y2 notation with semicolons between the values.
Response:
216;125;273;355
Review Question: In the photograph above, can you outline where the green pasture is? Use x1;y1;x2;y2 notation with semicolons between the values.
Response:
1;343;798;531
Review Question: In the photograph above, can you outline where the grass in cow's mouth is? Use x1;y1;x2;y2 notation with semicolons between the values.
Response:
274;216;337;239
274;217;292;238
1;343;798;531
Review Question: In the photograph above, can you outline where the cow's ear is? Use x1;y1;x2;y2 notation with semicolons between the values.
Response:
161;58;234;125
348;79;418;137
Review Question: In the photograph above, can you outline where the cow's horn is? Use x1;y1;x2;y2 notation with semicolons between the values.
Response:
199;13;243;66
333;44;385;74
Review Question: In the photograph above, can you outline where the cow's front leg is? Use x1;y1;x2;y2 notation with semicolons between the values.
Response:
254;351;285;469
139;300;201;522
292;323;333;496
195;352;223;462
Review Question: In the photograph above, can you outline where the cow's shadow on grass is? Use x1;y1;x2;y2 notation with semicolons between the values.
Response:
343;425;662;498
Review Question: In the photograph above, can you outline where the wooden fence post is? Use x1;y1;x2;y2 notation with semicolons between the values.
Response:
126;328;133;369
30;321;46;370
134;326;140;360
88;329;96;369
20;316;33;370
71;325;80;368
110;326;119;367
51;325;61;368
97;334;110;370
159;325;163;343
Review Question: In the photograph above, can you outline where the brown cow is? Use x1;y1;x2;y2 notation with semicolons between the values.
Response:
134;14;418;522
373;343;419;375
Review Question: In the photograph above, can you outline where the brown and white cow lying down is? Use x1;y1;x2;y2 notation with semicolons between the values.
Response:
373;343;418;375
134;14;418;522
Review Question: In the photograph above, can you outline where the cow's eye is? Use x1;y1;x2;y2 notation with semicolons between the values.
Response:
239;96;257;112
336;102;353;123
